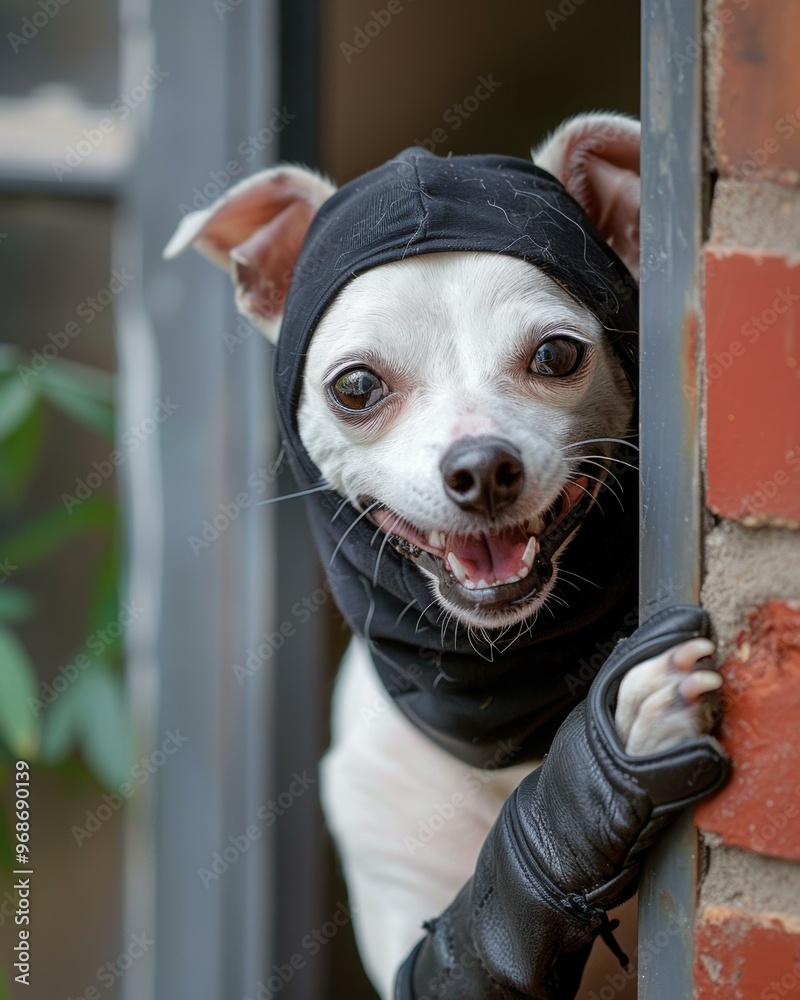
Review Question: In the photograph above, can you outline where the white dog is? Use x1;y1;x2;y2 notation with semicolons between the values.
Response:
166;114;725;999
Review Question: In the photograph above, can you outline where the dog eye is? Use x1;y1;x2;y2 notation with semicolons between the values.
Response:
531;338;585;377
330;368;388;410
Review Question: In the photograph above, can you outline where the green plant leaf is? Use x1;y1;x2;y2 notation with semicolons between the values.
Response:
38;360;115;438
0;345;25;375
2;496;115;569
0;627;40;758
75;666;130;790
0;375;36;441
86;542;120;647
39;677;79;764
0;587;34;624
0;397;43;511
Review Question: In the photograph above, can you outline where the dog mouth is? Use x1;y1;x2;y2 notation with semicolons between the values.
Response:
365;472;599;617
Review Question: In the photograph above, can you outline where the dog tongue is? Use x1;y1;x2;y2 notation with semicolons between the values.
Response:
449;528;530;585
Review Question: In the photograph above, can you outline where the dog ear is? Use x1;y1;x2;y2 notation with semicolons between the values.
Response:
163;166;336;343
532;114;640;281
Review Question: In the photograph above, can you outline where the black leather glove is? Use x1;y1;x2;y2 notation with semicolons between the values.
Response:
395;606;730;1000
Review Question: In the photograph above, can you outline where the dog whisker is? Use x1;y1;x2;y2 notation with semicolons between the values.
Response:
466;624;494;663
561;436;639;452
566;474;612;519
433;659;461;685
331;496;350;523
440;610;452;649
580;452;639;473
257;482;329;505
415;598;440;635
571;471;623;513
557;567;600;590
359;575;377;645
394;597;419;628
329;501;381;568
578;458;625;498
372;512;401;586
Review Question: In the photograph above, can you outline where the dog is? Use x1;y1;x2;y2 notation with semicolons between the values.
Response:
166;113;725;998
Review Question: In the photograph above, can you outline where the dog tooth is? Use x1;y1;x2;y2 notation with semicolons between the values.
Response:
527;515;545;535
448;551;469;587
518;564;530;580
476;578;490;590
522;537;537;569
429;529;445;549
504;574;519;584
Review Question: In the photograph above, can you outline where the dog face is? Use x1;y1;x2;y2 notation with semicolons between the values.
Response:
298;252;633;627
165;114;641;631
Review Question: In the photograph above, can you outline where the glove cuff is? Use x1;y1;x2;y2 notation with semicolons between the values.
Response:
586;604;730;866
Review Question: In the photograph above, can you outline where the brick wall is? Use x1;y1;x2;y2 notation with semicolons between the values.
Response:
693;2;800;996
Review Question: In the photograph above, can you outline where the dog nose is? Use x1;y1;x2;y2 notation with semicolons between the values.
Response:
440;437;524;518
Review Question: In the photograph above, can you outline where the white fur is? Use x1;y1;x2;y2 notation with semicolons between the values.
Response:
299;252;633;629
321;639;535;998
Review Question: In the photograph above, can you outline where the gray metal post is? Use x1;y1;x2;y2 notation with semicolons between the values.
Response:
638;0;705;996
117;1;280;997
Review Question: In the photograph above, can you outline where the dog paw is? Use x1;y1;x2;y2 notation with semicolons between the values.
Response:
614;638;723;756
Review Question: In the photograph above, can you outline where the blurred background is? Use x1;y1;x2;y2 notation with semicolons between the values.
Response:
0;1;638;997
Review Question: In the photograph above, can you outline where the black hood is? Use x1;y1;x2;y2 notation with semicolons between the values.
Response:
274;148;639;767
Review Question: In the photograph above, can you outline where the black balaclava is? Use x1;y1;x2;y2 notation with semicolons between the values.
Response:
275;148;639;768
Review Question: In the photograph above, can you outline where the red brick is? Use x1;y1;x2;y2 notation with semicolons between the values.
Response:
705;249;800;524
711;0;800;183
694;906;800;1000
696;602;800;860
